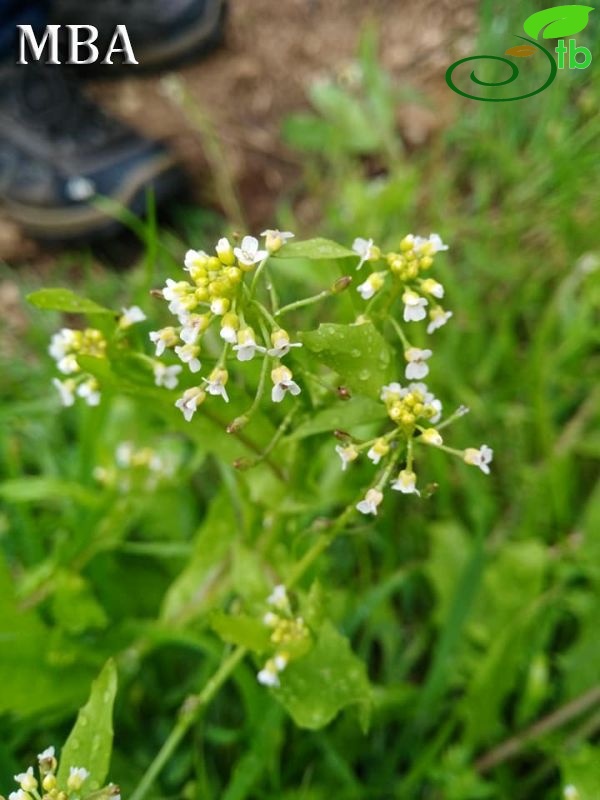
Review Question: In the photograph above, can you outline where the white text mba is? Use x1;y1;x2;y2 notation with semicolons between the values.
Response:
17;24;138;65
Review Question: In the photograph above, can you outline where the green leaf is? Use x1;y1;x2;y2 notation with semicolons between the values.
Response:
0;556;92;717
289;397;387;440
299;322;395;399
52;572;108;635
272;238;357;261
523;5;594;39
160;488;239;624
0;477;101;507
210;611;271;652
274;622;371;729
58;660;118;793
27;288;113;315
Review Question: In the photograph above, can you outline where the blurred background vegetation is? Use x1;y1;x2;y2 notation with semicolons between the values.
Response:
1;1;599;798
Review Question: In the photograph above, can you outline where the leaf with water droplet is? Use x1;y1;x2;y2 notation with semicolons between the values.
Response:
57;660;117;792
273;622;372;730
299;322;394;399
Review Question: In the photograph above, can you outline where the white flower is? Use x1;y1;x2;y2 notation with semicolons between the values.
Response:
219;312;239;343
37;746;55;761
420;278;445;299
175;387;206;422
421;428;443;446
352;237;379;270
464;445;493;474
415;233;448;254
14;767;37;792
163;278;194;318
77;378;101;406
216;237;235;265
267;584;289;610
174;344;201;373
52;377;76;407
271;365;301;403
409;382;442;423
49;328;77;362
204;367;229;403
563;786;580;800
335;444;359;471
149;326;178;356
263;611;279;627
402;290;428;322
367;438;390;465
405;347;433;380
257;661;281;687
119;305;146;328
233;328;266;362
180;313;209;345
357;271;386;300
10;791;29;800
184;248;209;272
267;329;303;357
391;469;420;495
274;653;288;671
427;306;453;334
234;235;268;267
57;354;79;374
380;382;406;403
67;767;90;792
210;297;230;316
262;229;294;253
356;488;384;516
153;362;182;389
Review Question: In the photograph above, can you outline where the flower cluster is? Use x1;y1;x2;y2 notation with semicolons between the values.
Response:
93;441;178;492
337;233;493;515
354;233;452;335
49;307;147;409
49;328;106;407
149;232;306;425
257;585;310;688
3;746;120;800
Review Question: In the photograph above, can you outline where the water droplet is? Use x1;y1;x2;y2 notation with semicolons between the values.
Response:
359;369;371;381
350;349;361;358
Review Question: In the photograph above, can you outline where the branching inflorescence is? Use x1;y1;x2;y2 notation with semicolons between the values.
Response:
48;229;492;519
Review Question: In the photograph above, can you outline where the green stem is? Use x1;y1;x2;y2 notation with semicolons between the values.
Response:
129;645;247;800
249;256;271;299
388;315;411;350
131;497;362;799
275;290;330;318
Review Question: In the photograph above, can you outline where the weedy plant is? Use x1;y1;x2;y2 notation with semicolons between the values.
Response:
15;225;492;799
2;6;599;799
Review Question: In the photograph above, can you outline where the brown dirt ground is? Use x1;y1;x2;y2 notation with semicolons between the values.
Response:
0;0;477;261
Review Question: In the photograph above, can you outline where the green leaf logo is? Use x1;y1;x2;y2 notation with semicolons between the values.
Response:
523;5;594;39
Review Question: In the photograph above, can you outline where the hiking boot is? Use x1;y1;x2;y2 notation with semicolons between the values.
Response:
0;63;183;241
52;0;227;72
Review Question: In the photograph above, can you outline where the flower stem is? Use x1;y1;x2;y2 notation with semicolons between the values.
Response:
129;645;247;800
274;290;330;318
130;497;361;799
249;256;271;299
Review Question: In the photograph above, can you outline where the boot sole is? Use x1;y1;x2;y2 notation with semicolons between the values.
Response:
1;151;182;241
